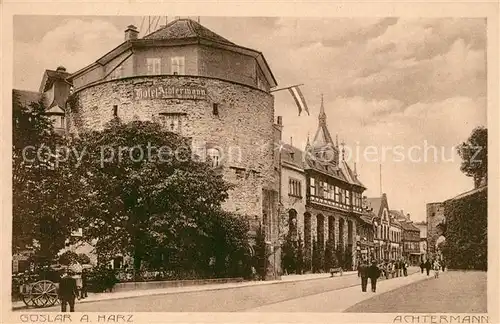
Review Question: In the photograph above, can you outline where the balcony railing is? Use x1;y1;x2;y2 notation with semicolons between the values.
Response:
306;195;363;214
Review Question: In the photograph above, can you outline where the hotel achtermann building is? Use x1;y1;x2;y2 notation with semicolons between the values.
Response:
14;19;284;277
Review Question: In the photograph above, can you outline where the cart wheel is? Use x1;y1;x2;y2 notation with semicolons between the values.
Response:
31;280;58;308
22;294;34;307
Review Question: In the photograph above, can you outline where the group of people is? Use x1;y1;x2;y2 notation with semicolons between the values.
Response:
357;258;410;293
420;259;445;278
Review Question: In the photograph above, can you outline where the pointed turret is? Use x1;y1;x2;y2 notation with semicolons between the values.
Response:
341;140;346;161
318;93;326;126
312;94;335;147
305;133;311;151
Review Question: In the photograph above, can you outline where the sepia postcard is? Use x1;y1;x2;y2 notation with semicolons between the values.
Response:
1;1;499;324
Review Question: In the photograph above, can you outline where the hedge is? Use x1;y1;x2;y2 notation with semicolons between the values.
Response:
442;188;487;270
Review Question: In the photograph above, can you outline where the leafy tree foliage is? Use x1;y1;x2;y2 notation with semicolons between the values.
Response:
12;96;81;263
59;251;79;265
70;120;247;277
343;246;353;270
77;253;91;265
312;238;321;273
296;234;304;274
457;127;487;187
281;234;297;275
324;238;337;271
442;189;487;270
253;224;269;280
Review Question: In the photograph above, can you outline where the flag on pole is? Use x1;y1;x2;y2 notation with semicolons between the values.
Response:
288;85;310;116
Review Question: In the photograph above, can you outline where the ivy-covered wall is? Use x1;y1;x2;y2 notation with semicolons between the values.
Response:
442;187;487;270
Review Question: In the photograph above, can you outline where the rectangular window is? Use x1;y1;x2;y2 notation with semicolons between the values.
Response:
310;178;315;196
289;178;302;197
323;182;328;198
147;58;161;75
50;115;65;128
159;113;184;134
171;56;185;75
334;186;339;202
346;190;350;205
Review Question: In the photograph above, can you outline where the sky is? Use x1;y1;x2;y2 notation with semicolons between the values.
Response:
13;16;487;222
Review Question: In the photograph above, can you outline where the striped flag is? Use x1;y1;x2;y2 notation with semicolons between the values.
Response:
288;86;310;116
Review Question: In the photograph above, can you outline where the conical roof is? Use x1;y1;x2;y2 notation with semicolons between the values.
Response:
143;19;235;45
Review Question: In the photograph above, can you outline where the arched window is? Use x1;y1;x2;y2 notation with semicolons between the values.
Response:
207;148;221;167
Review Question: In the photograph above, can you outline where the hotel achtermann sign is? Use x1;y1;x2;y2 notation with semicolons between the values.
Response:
134;85;207;100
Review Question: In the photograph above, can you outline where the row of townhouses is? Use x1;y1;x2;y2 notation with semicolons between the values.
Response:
13;18;424;276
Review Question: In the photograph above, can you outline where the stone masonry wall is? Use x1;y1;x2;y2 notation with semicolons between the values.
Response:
67;75;276;220
426;202;445;256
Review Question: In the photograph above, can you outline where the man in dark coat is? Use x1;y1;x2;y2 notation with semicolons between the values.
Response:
367;260;381;292
420;261;425;273
425;259;432;276
58;270;78;312
80;269;88;299
358;261;369;292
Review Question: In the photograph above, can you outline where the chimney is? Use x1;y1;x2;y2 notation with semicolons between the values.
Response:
407;213;411;221
277;116;283;125
125;25;139;41
56;66;67;73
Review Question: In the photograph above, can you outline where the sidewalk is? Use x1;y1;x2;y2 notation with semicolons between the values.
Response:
12;270;357;310
245;270;431;312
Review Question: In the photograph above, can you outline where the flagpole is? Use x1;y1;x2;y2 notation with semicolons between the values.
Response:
379;164;382;196
270;84;304;93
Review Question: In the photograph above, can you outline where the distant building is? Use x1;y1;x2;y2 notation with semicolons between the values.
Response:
278;96;367;271
414;221;428;262
426;202;446;258
356;208;376;263
390;211;421;265
366;194;402;261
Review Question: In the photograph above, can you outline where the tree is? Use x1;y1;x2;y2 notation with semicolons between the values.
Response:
59;251;78;265
343;246;353;270
69;120;239;275
253;224;269;280
281;234;297;275
324;238;336;271
296;234;304;274
312;238;320;273
12;96;82;263
77;253;91;265
335;244;344;269
457;127;487;188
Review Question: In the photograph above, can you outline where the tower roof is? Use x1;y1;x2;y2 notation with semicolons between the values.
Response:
312;94;335;147
143;19;235;45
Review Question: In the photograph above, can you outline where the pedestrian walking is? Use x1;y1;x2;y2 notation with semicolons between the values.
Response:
433;260;440;278
425;259;432;276
420;261;425;274
80;269;88;299
441;260;446;272
367;260;381;292
358;261;369;292
58;270;79;312
403;261;408;277
394;261;400;278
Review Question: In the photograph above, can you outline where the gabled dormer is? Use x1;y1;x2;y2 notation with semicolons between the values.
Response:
39;66;72;134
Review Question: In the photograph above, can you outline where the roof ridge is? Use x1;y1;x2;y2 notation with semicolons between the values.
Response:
141;19;180;40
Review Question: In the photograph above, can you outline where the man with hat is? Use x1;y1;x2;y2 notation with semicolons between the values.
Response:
58;268;78;312
358;259;369;292
367;260;381;293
